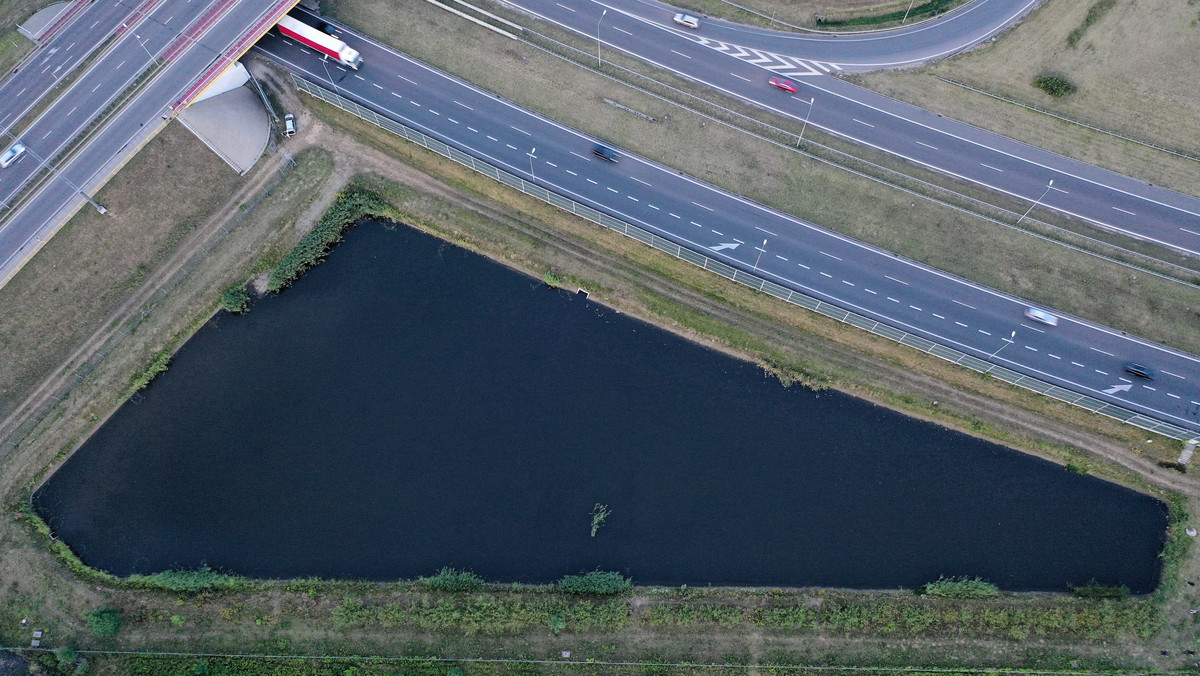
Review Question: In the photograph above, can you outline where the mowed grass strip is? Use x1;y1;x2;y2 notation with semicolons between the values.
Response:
329;0;1200;355
857;0;1200;196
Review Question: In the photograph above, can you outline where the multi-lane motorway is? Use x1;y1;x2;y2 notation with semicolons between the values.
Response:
0;0;144;146
0;0;291;287
501;0;1200;258
255;13;1200;433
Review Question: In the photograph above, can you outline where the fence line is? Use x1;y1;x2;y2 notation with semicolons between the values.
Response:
295;75;1198;445
1;154;298;453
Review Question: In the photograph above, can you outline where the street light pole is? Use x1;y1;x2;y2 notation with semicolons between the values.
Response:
596;9;607;68
17;141;107;214
1016;179;1054;224
752;238;767;271
901;0;917;23
122;24;155;60
990;330;1016;358
797;97;815;146
528;147;536;180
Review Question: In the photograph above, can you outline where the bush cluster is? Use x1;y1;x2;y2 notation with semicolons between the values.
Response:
1033;74;1078;98
558;571;632;595
128;566;250;594
85;606;122;637
267;185;400;293
219;285;252;314
420;567;484;592
129;350;172;392
922;575;999;599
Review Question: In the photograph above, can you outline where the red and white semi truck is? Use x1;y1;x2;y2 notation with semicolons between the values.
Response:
276;15;363;70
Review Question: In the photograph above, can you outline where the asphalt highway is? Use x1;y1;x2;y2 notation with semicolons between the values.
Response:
0;0;288;285
256;18;1200;433
503;0;1200;258
0;0;222;209
0;0;143;145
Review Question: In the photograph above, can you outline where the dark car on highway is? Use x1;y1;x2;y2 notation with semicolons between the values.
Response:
1124;363;1155;380
593;144;619;162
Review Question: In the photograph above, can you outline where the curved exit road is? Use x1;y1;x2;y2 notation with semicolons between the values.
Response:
502;0;1200;259
255;18;1200;434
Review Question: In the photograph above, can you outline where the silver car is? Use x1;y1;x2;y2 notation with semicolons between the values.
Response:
1023;307;1059;326
0;142;26;168
672;13;700;29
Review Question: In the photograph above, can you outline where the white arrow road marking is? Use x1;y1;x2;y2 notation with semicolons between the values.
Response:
708;242;741;252
1103;383;1133;395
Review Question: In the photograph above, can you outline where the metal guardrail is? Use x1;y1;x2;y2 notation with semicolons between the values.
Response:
294;74;1200;445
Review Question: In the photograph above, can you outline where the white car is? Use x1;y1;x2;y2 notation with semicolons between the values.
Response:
0;142;26;168
1023;307;1059;326
283;114;297;137
672;13;700;29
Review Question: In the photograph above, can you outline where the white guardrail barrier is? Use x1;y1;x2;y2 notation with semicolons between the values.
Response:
294;73;1200;446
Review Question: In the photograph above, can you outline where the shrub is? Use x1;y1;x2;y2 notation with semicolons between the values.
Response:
130;350;172;392
85;606;122;637
1071;583;1130;598
543;272;562;288
54;644;78;666
420;567;484;592
218;285;251;314
1033;74;1078;98
558;571;632;595
267;185;400;292
128;566;248;593
922;576;999;599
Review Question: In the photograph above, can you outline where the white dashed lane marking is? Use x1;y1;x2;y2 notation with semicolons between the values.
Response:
885;275;908;285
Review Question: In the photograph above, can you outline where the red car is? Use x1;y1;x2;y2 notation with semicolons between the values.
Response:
768;76;798;93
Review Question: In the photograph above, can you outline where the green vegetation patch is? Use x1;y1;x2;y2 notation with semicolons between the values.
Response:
218;285;251;314
559;571;633;595
419;567;484;592
1067;0;1118;47
129;349;172;392
331;595;631;634
1033;73;1079;98
127;566;251;594
267;184;401;292
921;575;999;599
84;606;122;637
816;0;957;27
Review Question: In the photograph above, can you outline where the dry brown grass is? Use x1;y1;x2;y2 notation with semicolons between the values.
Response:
856;0;1200;196
0;125;242;417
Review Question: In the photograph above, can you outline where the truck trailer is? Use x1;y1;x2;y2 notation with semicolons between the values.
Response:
276;15;363;70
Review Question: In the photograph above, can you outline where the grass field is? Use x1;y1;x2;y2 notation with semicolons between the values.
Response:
856;0;1200;195
0;125;242;418
325;0;1200;358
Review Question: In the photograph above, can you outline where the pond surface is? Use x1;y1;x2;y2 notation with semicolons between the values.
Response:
34;221;1167;591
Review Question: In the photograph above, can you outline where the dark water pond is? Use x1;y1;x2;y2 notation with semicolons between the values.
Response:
34;221;1167;591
